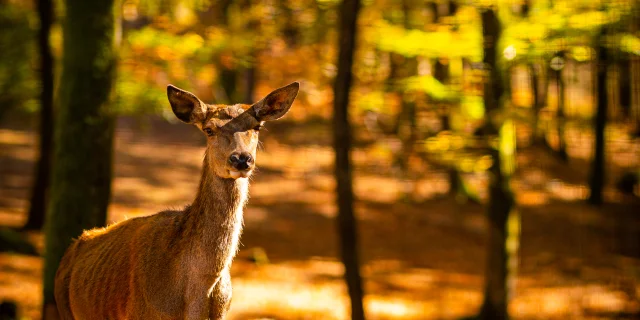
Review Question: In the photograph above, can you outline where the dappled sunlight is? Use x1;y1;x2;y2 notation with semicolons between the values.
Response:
547;179;589;201
512;284;640;318
0;254;42;320
3;250;640;319
1;110;639;319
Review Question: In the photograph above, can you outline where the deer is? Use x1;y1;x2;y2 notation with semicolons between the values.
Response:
53;82;300;319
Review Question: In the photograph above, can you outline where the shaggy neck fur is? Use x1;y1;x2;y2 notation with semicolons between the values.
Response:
182;153;248;275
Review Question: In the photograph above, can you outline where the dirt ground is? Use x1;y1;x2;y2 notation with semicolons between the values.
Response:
1;114;639;319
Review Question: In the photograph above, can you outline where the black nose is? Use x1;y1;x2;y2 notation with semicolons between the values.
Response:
228;152;253;170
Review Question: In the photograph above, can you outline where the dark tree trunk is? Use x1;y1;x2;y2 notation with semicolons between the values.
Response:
220;62;238;104
393;0;419;200
477;7;519;320
42;0;116;317
241;0;257;105
523;0;542;147
431;0;460;197
332;0;365;318
213;0;236;104
242;58;256;104
634;55;640;136
554;56;569;162
633;4;640;135
589;32;608;205
529;62;543;145
521;0;530;15
619;54;631;118
280;0;298;47
480;9;502;136
24;0;54;231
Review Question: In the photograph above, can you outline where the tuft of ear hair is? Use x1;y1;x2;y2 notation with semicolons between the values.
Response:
252;82;299;121
167;85;207;123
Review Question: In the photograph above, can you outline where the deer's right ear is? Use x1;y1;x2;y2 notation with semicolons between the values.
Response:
167;85;206;123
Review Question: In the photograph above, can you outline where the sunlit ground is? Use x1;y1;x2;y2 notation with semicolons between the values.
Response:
1;114;639;319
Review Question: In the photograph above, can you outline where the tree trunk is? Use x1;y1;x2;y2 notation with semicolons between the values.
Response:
280;0;298;47
241;0;257;105
431;0;461;198
555;57;569;162
393;0;419;200
633;55;640;136
480;8;501;136
242;59;256;105
333;0;365;318
42;0;116;317
619;54;631;119
632;3;640;136
220;62;238;104
23;0;54;231
477;8;519;320
588;32;608;205
529;62;543;145
214;0;236;104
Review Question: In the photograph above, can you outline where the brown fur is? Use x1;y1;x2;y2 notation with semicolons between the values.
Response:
54;83;299;319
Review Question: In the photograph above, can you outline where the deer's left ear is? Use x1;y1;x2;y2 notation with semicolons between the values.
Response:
252;82;299;121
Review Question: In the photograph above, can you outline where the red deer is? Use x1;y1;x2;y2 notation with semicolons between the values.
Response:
54;82;300;319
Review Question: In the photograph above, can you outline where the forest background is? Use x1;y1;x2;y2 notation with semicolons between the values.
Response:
1;0;640;319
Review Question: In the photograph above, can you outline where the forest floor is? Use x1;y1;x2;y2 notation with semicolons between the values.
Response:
1;114;639;319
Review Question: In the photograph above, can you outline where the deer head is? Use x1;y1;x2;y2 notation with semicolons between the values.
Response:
167;82;299;179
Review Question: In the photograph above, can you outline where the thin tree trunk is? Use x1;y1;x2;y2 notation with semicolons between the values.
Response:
24;0;54;231
523;0;543;147
480;9;502;136
555;57;569;162
220;63;238;103
529;62;542;145
477;7;519;320
633;55;640;136
633;4;640;136
588;31;608;205
394;0;419;200
280;0;298;47
216;0;236;104
42;0;117;317
432;0;462;198
619;54;631;119
241;0;257;105
333;0;365;318
242;59;256;104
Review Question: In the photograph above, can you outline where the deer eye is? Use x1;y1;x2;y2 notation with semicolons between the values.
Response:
204;128;214;136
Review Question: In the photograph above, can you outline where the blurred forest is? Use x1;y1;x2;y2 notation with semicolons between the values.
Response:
1;0;640;319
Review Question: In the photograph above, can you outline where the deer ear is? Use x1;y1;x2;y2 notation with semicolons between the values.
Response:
252;82;299;121
167;85;206;123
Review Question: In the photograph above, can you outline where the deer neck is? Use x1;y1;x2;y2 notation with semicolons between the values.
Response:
184;153;248;273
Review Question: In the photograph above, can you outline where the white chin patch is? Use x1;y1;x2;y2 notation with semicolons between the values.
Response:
228;170;251;179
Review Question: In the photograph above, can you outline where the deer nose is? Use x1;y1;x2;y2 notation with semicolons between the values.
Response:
229;152;253;171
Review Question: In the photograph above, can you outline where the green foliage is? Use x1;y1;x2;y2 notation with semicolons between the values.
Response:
461;95;485;120
114;71;167;115
403;75;460;102
354;91;386;113
620;33;640;55
128;28;207;59
370;6;483;61
2;0;638;122
0;3;37;118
